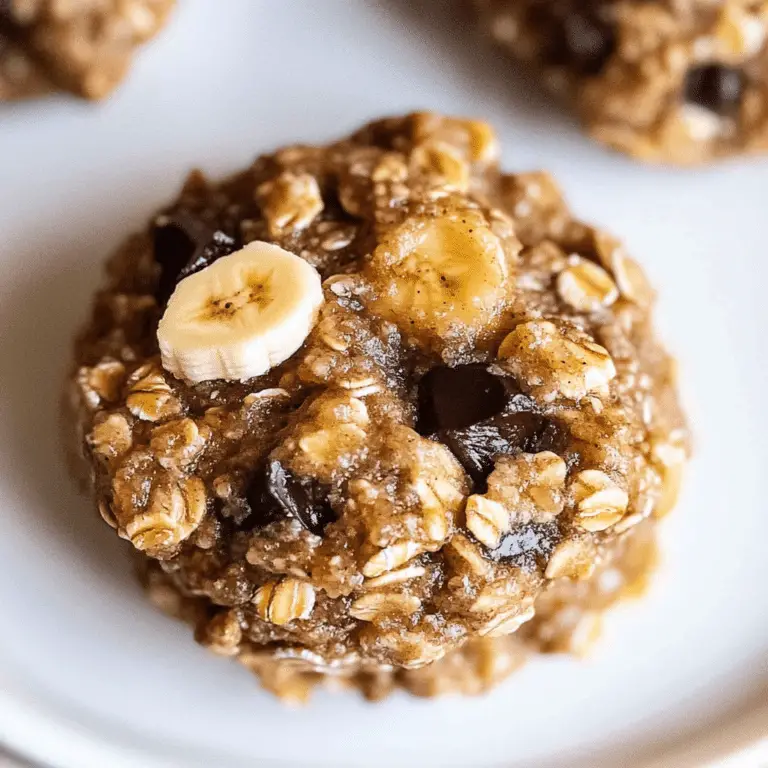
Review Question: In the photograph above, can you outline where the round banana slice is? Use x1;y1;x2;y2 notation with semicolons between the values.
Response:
367;210;509;343
158;241;324;384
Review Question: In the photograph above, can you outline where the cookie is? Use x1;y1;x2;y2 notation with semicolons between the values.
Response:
474;0;768;163
0;0;174;100
69;112;688;701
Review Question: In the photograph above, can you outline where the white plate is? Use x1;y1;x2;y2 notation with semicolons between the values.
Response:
1;1;767;766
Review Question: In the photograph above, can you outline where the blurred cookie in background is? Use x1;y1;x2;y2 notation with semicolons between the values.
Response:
0;0;174;100
473;0;768;164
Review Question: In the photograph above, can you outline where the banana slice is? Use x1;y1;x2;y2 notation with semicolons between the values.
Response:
366;210;509;343
158;241;323;384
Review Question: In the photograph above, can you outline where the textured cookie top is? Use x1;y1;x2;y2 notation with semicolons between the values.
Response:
72;113;687;670
475;0;768;162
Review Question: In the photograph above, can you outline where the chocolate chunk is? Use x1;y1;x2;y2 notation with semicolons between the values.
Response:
418;364;567;489
152;213;235;305
442;421;519;484
684;65;745;116
490;521;560;569
540;8;616;76
244;468;284;528
444;412;565;488
177;229;237;282
417;364;509;434
0;5;16;53
153;212;208;304
247;459;336;536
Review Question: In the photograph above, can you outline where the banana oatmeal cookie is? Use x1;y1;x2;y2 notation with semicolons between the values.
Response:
474;0;768;163
0;0;174;100
69;112;688;701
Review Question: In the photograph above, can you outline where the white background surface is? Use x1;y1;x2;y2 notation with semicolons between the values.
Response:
0;1;767;766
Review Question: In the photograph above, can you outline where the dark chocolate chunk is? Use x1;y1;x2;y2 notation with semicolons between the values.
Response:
244;468;284;528
535;5;616;77
443;411;565;488
417;364;509;434
490;521;561;569
152;213;235;305
153;212;208;304
0;5;16;54
418;364;567;489
246;459;336;536
684;64;745;116
177;230;237;282
561;13;615;75
442;421;518;484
